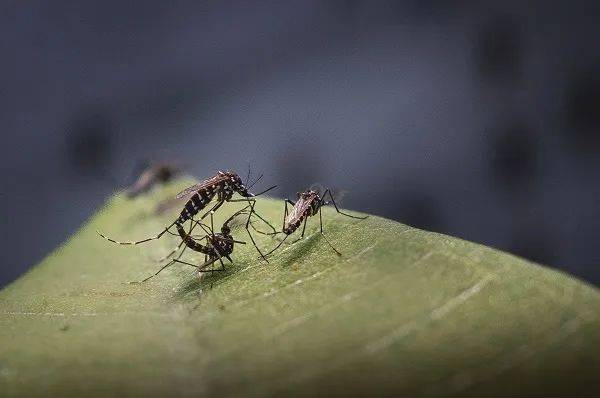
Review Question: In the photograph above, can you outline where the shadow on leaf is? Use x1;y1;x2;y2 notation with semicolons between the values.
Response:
277;222;344;268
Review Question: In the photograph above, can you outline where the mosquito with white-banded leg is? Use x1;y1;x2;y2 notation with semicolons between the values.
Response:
97;170;277;249
262;188;367;257
133;203;264;283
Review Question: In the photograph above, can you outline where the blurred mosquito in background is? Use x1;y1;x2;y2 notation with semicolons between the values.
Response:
125;161;183;198
98;169;276;252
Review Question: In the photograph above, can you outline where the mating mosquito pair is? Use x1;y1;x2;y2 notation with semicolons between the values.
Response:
134;203;263;282
98;170;366;282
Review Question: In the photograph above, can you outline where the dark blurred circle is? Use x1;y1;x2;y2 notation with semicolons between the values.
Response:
565;70;600;148
475;15;522;82
490;124;538;190
64;108;114;177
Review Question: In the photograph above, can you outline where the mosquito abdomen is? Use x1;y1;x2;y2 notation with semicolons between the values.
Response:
176;223;208;253
178;188;217;223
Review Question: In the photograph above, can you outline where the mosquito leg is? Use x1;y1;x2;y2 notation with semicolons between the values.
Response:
199;259;226;274
283;199;289;228
319;205;342;256
264;234;290;257
130;259;177;284
322;189;368;220
246;199;277;234
158;240;185;263
255;195;289;237
214;249;226;270
190;219;213;236
253;229;282;236
223;202;252;221
300;217;308;238
252;206;281;236
226;197;273;232
165;215;217;263
249;217;277;234
170;234;191;263
245;201;269;262
197;257;217;272
200;200;224;220
199;251;226;273
229;195;276;233
214;257;226;272
158;219;201;262
97;220;177;245
171;259;200;268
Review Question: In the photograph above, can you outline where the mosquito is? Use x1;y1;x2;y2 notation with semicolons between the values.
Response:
97;170;276;247
135;204;262;282
126;162;181;198
262;188;367;257
156;199;271;266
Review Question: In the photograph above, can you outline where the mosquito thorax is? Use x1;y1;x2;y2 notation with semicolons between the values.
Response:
221;171;249;195
213;233;234;254
299;190;319;200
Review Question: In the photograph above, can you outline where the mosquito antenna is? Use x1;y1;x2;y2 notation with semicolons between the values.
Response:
252;184;276;197
247;174;263;191
245;161;252;187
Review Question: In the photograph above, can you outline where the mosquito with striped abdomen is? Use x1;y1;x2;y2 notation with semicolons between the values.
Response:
97;170;276;250
134;203;262;282
262;188;367;257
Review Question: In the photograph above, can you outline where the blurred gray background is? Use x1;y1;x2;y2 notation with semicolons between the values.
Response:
1;1;599;287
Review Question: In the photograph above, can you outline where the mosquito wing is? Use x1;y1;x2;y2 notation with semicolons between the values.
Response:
155;196;186;215
175;172;230;199
286;196;313;224
175;183;205;199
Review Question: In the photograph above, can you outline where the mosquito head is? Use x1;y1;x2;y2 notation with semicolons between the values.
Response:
212;233;234;256
298;190;320;200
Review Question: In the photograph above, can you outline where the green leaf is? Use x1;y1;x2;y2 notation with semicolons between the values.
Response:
1;180;599;397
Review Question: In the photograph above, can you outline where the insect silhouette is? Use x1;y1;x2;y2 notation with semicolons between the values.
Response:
135;204;261;282
97;170;276;247
263;188;367;257
126;162;181;198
